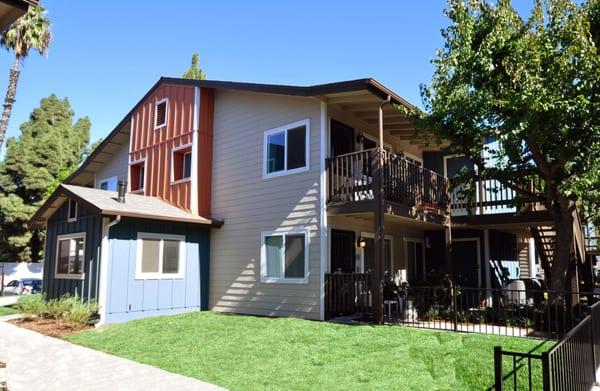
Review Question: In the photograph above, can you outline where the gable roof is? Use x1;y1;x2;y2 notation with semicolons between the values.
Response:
29;184;221;229
65;77;414;186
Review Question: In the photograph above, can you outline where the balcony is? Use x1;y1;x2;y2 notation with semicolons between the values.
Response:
326;149;449;221
326;149;549;224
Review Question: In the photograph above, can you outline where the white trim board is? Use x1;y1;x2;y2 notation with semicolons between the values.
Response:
54;232;86;280
262;118;310;179
260;229;310;285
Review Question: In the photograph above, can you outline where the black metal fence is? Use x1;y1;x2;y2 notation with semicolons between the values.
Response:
391;285;598;339
494;301;600;390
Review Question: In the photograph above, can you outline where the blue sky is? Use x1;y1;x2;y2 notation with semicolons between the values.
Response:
0;0;534;158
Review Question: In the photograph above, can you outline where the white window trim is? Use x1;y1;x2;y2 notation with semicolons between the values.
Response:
135;232;186;280
129;158;147;194
98;176;117;191
404;236;426;281
263;118;310;179
260;229;310;284
154;98;168;130
67;198;78;222
360;232;394;274
170;143;193;185
55;232;86;280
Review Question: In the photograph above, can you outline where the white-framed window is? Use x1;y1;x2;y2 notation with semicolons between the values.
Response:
129;159;146;192
98;176;118;191
263;119;310;178
170;144;193;183
260;229;309;284
67;199;78;222
55;233;86;280
154;98;168;130
135;232;186;279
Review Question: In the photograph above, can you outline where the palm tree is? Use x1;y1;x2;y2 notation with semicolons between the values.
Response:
0;5;51;150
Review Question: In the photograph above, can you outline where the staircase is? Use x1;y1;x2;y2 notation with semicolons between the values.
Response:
530;209;591;290
531;226;556;280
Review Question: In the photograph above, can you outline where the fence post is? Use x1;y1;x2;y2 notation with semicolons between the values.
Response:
592;308;598;384
452;284;458;332
541;351;551;391
494;346;503;391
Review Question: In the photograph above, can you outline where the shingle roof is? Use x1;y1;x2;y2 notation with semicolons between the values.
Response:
29;184;220;229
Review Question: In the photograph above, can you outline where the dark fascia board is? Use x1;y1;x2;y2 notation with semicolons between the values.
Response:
65;76;415;185
1;0;36;12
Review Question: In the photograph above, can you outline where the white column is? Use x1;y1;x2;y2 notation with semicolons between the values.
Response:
319;101;328;321
528;237;536;278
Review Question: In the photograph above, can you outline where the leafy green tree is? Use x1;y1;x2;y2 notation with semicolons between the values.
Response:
0;95;90;262
411;0;599;293
0;5;52;151
182;53;207;80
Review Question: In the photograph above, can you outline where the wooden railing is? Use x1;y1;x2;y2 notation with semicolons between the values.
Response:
450;175;545;216
324;272;372;320
326;149;449;212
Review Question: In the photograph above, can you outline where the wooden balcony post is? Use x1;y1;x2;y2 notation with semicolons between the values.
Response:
372;146;385;325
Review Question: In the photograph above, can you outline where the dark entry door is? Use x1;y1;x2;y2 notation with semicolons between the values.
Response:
330;120;354;157
331;229;356;273
451;240;480;287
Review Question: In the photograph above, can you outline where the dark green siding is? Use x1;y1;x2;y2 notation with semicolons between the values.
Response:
43;200;102;301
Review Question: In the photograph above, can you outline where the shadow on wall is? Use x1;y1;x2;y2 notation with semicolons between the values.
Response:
1;262;43;285
210;183;321;319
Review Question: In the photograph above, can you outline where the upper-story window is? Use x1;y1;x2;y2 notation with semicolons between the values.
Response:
263;119;310;178
130;160;146;192
171;144;192;183
67;198;78;222
154;98;168;130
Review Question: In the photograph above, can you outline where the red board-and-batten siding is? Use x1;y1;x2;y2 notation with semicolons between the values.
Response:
129;83;214;216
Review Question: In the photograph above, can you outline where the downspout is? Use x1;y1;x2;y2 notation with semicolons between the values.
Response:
97;215;121;327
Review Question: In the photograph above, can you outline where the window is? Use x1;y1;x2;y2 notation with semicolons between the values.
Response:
98;176;118;191
135;233;185;279
130;161;145;192
67;199;78;222
154;98;168;129
55;233;86;279
260;230;309;283
171;145;192;183
263;119;309;178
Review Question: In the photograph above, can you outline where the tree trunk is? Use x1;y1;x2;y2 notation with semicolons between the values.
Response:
0;56;21;150
547;194;577;301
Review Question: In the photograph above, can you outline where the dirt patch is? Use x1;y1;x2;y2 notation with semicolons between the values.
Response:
8;317;92;338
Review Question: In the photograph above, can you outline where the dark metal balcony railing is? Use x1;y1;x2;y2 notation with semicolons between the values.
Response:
326;148;449;212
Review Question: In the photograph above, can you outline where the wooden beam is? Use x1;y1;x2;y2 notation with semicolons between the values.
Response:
328;93;377;105
367;117;410;125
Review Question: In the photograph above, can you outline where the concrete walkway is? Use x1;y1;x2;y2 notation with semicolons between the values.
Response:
0;320;225;391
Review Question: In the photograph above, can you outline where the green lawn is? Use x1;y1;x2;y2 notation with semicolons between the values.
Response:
66;312;551;390
0;306;18;316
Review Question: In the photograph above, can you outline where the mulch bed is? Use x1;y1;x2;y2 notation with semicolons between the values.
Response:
8;317;92;338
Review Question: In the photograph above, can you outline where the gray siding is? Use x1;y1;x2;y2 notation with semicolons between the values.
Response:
210;90;322;319
94;140;129;188
43;200;102;301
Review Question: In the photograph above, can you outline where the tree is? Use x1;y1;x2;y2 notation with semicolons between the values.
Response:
410;0;599;294
0;5;52;151
182;53;207;80
0;95;90;262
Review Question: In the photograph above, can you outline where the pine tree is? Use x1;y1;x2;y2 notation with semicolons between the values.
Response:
182;53;207;80
0;95;90;262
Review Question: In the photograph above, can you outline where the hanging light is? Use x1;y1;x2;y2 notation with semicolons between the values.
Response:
357;237;367;248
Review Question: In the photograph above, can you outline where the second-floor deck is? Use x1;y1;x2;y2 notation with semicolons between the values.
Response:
326;149;550;225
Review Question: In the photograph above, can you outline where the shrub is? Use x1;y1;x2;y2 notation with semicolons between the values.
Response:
63;300;98;325
15;294;46;316
15;293;98;325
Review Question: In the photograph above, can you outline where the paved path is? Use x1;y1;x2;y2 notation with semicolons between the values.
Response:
0;296;18;307
0;320;225;391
